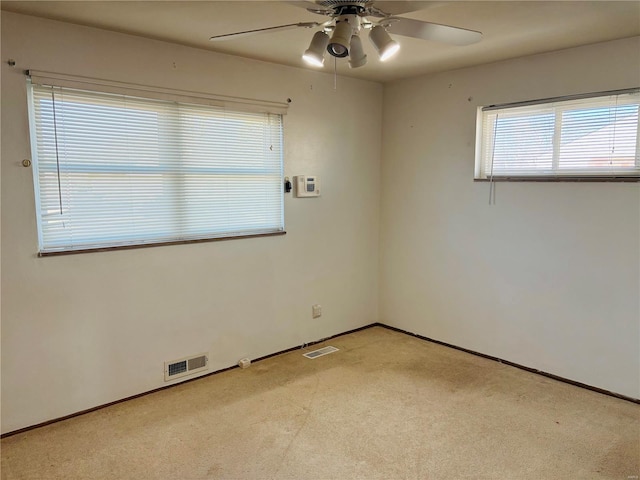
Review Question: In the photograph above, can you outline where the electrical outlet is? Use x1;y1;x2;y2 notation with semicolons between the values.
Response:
312;304;322;318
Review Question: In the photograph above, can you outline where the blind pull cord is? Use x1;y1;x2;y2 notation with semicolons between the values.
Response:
51;88;64;215
609;96;619;165
488;114;498;205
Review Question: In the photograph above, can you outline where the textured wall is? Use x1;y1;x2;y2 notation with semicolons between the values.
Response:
1;12;382;433
380;37;640;398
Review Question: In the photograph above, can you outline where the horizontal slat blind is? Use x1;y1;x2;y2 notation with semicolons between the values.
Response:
28;82;284;253
28;70;289;115
476;91;640;179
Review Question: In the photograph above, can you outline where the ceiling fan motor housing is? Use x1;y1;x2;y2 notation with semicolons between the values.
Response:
317;0;371;8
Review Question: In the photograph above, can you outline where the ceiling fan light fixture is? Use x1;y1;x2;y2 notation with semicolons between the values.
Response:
303;31;329;67
348;35;367;68
327;18;353;58
369;25;400;61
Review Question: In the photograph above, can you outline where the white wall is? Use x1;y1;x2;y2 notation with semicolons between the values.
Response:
0;12;382;433
380;37;640;398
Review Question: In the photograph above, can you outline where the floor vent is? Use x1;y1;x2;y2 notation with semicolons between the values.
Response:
165;353;208;381
303;346;339;359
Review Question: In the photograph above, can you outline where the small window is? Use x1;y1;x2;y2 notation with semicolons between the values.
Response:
27;79;285;255
475;89;640;180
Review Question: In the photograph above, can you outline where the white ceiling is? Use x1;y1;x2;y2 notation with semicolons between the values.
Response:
2;1;639;83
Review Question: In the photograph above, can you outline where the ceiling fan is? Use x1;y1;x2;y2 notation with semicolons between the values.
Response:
209;1;482;69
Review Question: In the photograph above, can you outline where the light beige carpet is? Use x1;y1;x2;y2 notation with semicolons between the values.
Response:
2;326;639;479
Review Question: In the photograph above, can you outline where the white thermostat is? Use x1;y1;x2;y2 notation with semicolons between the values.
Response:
294;175;320;197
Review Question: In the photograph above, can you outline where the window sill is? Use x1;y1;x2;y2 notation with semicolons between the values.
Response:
474;176;639;183
38;231;287;257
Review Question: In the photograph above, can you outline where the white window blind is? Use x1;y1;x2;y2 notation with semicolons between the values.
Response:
475;90;640;180
27;79;285;254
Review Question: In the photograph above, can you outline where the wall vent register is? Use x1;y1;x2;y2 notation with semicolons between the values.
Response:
303;346;339;359
164;353;208;381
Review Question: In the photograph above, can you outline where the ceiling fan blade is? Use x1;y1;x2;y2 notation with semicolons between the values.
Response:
285;1;333;15
385;17;482;45
371;1;435;16
210;22;321;41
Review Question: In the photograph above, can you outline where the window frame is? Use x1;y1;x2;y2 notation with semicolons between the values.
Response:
26;72;288;256
474;88;640;182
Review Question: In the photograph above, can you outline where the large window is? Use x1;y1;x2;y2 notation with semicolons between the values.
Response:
27;74;286;255
475;89;640;180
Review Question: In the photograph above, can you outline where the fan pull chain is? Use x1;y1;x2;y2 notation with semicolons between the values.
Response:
334;56;337;90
